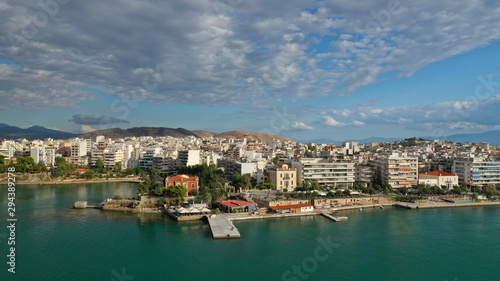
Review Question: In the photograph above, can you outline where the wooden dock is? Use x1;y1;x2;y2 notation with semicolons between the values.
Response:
207;215;240;239
320;212;348;222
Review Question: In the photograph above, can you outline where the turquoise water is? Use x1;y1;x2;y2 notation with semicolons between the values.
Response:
1;183;500;281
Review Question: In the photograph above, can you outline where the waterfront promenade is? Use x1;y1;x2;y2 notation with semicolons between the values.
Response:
395;200;500;209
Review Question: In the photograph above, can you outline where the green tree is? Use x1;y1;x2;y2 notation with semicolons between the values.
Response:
483;185;499;198
137;167;160;195
257;182;275;190
95;159;104;173
113;162;122;173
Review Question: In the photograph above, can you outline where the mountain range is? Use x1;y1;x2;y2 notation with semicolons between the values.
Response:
0;123;498;145
301;130;500;145
0;124;292;142
0;123;78;140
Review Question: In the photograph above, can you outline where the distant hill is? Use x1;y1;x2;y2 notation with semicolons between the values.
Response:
0;123;77;140
78;127;198;139
194;130;294;143
301;131;500;145
428;130;500;145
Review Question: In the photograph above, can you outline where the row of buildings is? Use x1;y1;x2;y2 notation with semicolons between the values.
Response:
1;135;499;189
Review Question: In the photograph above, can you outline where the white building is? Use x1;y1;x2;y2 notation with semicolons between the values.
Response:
177;150;200;166
292;158;355;188
30;147;56;167
453;157;500;185
377;152;418;188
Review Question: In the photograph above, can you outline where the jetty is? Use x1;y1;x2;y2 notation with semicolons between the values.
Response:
73;199;111;209
320;212;348;222
207;215;240;239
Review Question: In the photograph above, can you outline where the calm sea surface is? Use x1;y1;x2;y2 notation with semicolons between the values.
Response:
1;183;500;281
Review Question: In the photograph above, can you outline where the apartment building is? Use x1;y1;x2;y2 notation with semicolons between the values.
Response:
377;152;418;188
177;150;200;166
453;157;500;185
292;158;355;188
355;165;373;187
30;147;56;167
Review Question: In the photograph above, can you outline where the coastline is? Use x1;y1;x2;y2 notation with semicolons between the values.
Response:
1;177;142;186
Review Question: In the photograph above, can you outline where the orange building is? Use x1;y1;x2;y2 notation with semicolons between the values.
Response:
165;174;199;196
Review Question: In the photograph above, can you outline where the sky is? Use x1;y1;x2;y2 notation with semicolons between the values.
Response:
1;0;500;142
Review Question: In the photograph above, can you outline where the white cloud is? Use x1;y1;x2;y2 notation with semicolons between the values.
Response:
1;0;500;110
79;125;95;133
291;121;314;130
353;120;365;126
322;116;345;127
331;109;352;117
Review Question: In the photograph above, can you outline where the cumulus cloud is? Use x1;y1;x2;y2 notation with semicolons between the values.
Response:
343;94;500;133
69;114;130;125
79;125;95;133
353;120;365;126
291;121;314;130
322;116;345;127
1;0;499;110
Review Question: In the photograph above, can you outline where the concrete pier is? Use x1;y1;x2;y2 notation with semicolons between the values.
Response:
207;215;241;239
320;212;348;222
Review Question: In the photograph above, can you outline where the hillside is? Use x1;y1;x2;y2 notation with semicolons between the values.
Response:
78;127;198;139
0;124;77;140
195;130;294;143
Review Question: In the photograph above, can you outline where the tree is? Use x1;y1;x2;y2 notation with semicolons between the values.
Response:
95;159;104;173
257;182;275;190
113;163;122;173
483;185;499;198
137;167;160;195
50;157;74;178
83;170;96;180
399;186;408;195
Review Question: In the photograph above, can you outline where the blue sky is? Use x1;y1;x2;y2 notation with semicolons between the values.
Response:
1;0;500;142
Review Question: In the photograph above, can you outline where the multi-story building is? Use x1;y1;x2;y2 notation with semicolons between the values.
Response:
152;156;177;174
453;157;500;185
177;150;200;166
377;152;418;188
70;142;87;165
91;148;123;167
292;158;355;188
218;158;257;179
268;163;297;191
355;165;373;187
30;147;56;167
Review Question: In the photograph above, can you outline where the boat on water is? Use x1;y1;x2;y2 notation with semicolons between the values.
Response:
380;206;384;209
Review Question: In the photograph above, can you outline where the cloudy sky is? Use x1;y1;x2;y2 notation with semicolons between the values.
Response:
1;0;500;141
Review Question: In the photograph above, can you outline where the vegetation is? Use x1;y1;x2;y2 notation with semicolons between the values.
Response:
232;174;250;190
1;156;48;173
137;167;160;195
50;157;76;177
177;164;227;204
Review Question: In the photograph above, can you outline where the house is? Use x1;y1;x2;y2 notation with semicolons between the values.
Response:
217;200;257;213
418;171;459;188
269;203;314;214
165;174;199;196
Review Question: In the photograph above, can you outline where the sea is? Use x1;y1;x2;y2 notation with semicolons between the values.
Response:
1;182;500;281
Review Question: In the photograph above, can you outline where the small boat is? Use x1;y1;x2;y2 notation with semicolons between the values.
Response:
359;208;362;211
379;206;384;209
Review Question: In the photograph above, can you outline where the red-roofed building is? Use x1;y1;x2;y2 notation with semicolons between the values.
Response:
269;203;314;214
419;170;458;188
217;200;257;213
165;174;199;196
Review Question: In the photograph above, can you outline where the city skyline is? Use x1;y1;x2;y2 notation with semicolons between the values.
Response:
1;0;500;140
